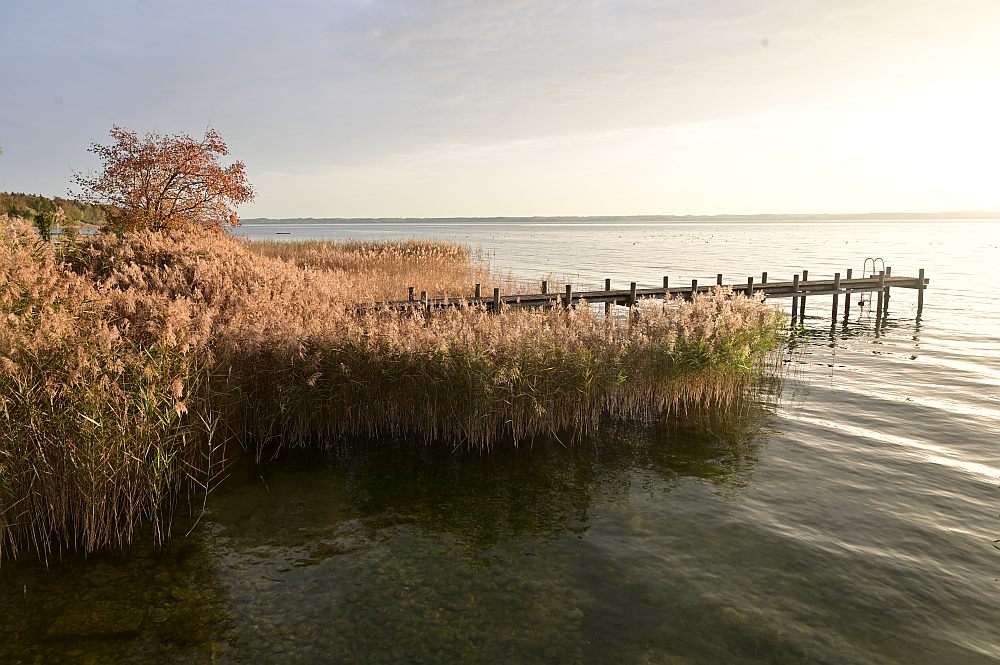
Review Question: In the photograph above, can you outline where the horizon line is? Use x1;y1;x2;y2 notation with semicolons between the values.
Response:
242;210;1000;222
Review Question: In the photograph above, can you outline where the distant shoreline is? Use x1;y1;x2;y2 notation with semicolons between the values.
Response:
242;212;1000;224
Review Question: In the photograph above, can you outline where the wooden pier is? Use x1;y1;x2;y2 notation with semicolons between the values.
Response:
375;269;929;323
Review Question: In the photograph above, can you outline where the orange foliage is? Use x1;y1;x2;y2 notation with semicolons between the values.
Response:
74;126;254;232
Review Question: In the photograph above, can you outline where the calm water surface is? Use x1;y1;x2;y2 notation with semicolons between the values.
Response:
2;219;998;664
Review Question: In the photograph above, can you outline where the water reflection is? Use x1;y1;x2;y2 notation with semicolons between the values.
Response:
0;401;776;663
196;396;777;561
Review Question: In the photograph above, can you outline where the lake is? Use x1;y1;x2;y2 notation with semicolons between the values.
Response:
2;218;998;663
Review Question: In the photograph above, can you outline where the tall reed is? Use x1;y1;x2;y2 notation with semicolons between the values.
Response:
247;237;532;300
0;218;785;560
0;218;221;562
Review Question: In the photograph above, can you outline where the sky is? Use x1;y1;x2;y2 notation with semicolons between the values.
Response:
1;0;999;218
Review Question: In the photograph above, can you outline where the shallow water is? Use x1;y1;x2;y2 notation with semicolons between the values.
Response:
2;219;998;664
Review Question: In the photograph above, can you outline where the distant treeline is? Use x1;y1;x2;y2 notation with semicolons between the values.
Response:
1;191;107;227
243;211;1000;224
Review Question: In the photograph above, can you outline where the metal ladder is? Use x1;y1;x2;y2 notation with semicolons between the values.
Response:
859;257;885;311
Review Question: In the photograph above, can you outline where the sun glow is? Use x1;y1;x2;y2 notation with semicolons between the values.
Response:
826;77;1000;208
255;77;1000;218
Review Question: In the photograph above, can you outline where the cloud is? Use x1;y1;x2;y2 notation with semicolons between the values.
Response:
2;0;999;212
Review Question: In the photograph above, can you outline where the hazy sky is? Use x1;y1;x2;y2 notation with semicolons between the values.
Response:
2;0;999;217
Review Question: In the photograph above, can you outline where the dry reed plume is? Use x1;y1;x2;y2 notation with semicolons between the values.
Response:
0;217;785;560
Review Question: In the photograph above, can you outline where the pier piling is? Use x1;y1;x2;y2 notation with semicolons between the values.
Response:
844;269;852;319
800;270;808;321
791;275;799;320
831;272;841;320
917;268;925;317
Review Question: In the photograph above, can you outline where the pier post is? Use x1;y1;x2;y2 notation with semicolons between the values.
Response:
605;278;612;316
565;284;573;310
844;269;852;319
691;279;698;301
717;273;723;287
541;280;548;295
761;272;768;284
629;282;637;309
493;287;501;312
662;276;669;303
791;274;799;320
474;283;481;299
917;268;925;317
746;276;754;296
800;270;808;321
831;272;841;321
875;271;885;330
408;286;415;302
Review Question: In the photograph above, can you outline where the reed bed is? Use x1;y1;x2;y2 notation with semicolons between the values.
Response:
230;296;784;452
0;218;221;562
247;238;529;301
0;217;785;560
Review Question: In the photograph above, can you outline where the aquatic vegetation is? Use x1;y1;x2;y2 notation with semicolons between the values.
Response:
0;217;221;562
248;237;531;301
0;216;785;560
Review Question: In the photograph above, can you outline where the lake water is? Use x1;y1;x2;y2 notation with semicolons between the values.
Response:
2;218;998;663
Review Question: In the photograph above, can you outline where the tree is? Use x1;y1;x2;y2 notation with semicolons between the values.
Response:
74;126;254;232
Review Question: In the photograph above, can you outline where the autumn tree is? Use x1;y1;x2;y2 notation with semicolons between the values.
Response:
74;126;254;232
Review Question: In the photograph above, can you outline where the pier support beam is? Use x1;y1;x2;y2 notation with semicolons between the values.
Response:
791;274;799;320
831;272;841;321
844;269;852;320
875;271;885;331
800;270;808;322
917;268;925;318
